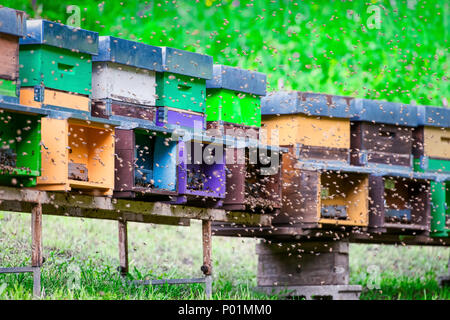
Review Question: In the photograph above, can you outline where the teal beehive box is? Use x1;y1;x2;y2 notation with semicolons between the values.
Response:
155;47;213;113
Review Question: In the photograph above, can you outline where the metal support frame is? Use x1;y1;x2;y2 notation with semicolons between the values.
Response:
0;203;43;298
118;219;214;299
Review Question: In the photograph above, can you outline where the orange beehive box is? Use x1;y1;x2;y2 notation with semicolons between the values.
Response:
20;87;90;112
37;116;116;195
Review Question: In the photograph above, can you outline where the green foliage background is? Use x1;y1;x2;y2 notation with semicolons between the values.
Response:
3;0;449;105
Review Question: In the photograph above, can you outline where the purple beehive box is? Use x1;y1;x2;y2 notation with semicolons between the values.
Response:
156;106;205;131
172;138;226;207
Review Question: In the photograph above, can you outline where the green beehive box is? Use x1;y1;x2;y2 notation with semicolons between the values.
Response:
414;157;450;237
414;105;450;237
0;79;18;98
156;72;206;112
156;47;213;112
206;65;266;127
19;20;98;95
0;105;47;187
206;89;261;127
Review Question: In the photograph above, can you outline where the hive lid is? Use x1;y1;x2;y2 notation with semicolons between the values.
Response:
93;36;163;72
261;91;355;118
160;47;213;79
20;19;98;55
0;7;27;37
417;105;450;128
206;65;267;96
352;99;418;127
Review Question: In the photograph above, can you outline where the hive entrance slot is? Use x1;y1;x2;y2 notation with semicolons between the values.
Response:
0;112;41;180
185;141;223;194
187;166;206;191
0;149;17;171
68;162;88;181
58;63;75;73
441;137;450;144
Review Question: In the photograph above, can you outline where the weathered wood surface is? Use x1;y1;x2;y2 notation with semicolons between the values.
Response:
0;34;19;80
202;220;212;276
0;186;271;226
213;224;449;246
257;241;350;286
118;220;128;275
31;203;43;267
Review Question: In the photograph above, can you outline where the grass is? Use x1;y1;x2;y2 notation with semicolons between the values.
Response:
0;211;449;300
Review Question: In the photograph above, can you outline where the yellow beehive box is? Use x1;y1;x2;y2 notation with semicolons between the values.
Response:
318;171;369;227
261;91;354;163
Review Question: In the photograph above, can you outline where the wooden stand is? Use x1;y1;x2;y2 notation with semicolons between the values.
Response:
117;218;214;299
256;240;361;300
0;203;43;299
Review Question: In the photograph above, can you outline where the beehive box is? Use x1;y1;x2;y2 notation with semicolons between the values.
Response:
0;102;47;187
92;36;162;111
222;142;283;214
0;79;19;100
0;7;26;101
368;175;430;234
173;134;226;207
413;105;450;237
91;99;156;121
351;99;418;168
155;47;213;113
37;114;117;195
261;91;354;163
273;154;369;227
155;106;205;131
206;64;266;130
19;20;98;112
114;124;179;199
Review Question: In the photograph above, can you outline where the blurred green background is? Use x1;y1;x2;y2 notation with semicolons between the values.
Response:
3;0;449;106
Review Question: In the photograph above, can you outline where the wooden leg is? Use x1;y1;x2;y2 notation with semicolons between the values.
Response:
201;220;212;276
118;220;129;276
201;220;212;299
31;203;42;298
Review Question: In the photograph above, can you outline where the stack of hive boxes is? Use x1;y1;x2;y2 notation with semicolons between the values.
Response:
91;36;179;200
351;99;430;234
206;65;283;214
262;91;369;228
0;7;24;102
155;47;226;206
91;37;227;205
0;8;47;188
414;106;450;237
19;20;117;195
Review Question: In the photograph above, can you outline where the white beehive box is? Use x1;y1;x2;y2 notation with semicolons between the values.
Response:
92;36;162;106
